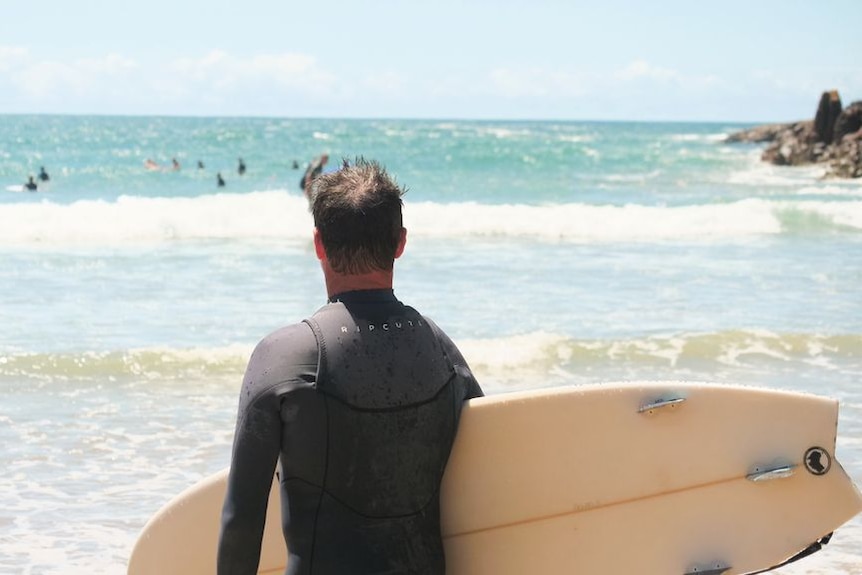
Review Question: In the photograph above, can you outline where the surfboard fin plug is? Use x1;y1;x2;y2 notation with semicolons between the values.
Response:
683;561;731;575
746;463;797;482
638;396;686;415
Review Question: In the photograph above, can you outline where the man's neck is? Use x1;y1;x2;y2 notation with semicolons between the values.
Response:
324;269;394;299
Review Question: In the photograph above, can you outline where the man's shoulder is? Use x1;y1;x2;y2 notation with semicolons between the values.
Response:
257;321;316;350
244;321;318;390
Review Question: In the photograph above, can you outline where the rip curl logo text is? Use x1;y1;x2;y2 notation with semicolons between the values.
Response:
340;319;423;334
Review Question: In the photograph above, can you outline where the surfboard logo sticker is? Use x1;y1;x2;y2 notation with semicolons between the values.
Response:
803;446;831;476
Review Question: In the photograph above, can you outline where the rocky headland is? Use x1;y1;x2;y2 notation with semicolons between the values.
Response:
726;90;862;178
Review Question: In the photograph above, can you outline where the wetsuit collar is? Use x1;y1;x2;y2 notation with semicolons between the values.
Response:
328;289;397;304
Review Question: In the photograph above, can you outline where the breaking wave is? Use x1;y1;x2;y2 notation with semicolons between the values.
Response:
3;331;859;381
1;191;861;246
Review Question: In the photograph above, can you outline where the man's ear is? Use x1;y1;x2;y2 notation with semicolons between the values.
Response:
313;228;327;261
394;227;407;259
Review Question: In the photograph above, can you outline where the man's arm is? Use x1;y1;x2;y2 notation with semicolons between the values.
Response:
217;323;318;574
217;343;284;575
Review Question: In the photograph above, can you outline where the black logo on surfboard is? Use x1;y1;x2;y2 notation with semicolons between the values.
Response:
803;446;831;476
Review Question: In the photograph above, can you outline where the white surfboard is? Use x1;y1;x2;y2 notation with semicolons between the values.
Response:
128;382;862;575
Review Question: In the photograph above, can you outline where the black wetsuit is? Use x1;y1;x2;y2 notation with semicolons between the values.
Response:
218;289;483;575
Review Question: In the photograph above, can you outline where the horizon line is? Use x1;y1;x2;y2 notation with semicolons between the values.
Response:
0;111;793;126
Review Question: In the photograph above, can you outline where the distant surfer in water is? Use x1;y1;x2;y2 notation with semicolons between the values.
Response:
38;167;50;182
217;158;482;574
300;153;328;199
171;158;181;171
144;159;160;171
24;176;38;192
217;172;226;187
238;158;246;176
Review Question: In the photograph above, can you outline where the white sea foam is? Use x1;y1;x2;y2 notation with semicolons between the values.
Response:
0;190;313;245
458;331;572;371
407;197;784;241
603;169;662;182
796;185;862;197
460;330;862;368
774;200;862;232
1;192;860;246
0;344;254;380
814;201;862;230
476;126;530;139
669;133;728;143
6;332;859;381
557;134;595;143
727;155;828;187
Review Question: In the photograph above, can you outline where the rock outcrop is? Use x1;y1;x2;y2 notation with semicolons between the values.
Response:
813;90;843;144
833;101;862;143
725;91;862;178
724;123;792;143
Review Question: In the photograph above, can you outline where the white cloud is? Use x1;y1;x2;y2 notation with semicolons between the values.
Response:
0;48;729;117
488;67;586;98
252;53;317;81
616;59;679;82
172;50;232;86
751;67;862;99
489;68;547;98
0;48;347;114
6;48;847;121
78;53;137;75
9;53;138;100
613;59;722;93
482;62;720;105
0;46;29;71
170;50;338;96
361;70;406;99
13;61;86;97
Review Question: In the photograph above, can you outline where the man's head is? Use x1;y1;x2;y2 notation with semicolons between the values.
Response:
310;158;406;275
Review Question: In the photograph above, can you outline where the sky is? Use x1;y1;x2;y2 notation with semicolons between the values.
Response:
1;0;860;122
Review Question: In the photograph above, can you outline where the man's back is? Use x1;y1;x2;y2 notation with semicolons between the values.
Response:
219;289;482;574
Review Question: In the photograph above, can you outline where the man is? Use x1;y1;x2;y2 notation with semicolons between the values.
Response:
299;153;329;199
218;158;483;575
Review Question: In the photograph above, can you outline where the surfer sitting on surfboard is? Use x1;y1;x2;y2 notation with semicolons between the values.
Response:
217;158;483;575
24;176;38;192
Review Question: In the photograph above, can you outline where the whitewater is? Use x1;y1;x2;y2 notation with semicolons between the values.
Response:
2;191;861;245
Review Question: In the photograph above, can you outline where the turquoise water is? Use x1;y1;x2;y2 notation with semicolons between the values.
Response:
1;115;861;573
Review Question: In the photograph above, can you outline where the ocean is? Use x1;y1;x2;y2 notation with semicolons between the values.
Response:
1;115;860;574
